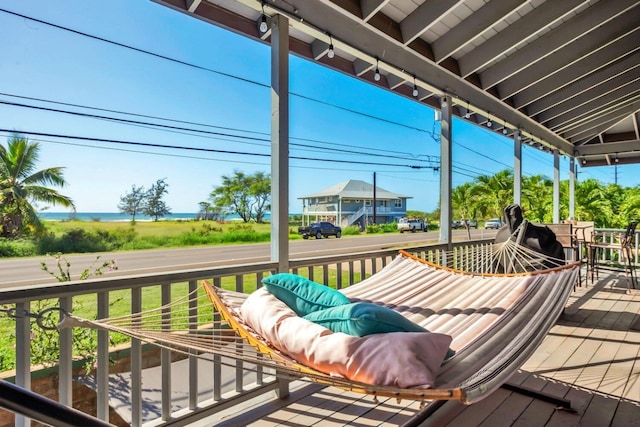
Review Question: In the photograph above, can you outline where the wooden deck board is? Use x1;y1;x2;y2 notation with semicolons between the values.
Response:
204;270;640;426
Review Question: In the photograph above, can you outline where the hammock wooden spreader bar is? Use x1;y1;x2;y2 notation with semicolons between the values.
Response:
58;243;580;404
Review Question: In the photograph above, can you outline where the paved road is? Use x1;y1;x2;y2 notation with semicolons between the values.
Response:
1;228;497;288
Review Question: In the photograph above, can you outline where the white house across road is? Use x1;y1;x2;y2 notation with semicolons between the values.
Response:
298;180;412;229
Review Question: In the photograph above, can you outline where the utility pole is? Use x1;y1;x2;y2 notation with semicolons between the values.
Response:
373;172;377;225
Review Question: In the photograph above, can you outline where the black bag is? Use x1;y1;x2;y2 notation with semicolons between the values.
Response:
494;204;565;271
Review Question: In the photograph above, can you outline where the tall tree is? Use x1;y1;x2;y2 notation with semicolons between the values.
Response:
209;171;271;223
472;169;513;219
249;171;271;223
118;185;146;223
521;175;553;222
0;135;75;237
574;179;613;226
144;178;171;221
451;182;475;221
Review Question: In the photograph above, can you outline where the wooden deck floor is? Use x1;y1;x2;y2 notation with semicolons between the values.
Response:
207;269;640;427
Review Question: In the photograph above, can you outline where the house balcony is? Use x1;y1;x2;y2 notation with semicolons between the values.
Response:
0;229;638;427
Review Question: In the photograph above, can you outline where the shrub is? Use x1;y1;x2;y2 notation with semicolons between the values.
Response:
366;224;384;234
365;223;397;234
36;228;137;254
0;238;38;257
342;226;361;236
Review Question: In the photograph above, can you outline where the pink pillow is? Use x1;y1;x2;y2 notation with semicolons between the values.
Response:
240;288;452;388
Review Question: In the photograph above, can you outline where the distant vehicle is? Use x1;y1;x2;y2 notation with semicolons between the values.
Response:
298;222;342;239
397;217;428;233
484;218;504;229
452;219;478;229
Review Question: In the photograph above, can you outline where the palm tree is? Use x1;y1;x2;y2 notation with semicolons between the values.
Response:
521;174;553;222
574;179;613;227
451;182;476;220
0;134;75;237
472;169;514;219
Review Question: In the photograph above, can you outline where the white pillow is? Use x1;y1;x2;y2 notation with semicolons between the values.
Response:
240;288;452;388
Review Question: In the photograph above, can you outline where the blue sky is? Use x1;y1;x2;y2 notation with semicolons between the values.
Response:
0;0;635;214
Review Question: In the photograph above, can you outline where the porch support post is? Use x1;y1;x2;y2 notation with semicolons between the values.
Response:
438;95;453;251
569;157;576;219
269;13;291;399
270;13;289;273
513;130;522;206
553;150;560;223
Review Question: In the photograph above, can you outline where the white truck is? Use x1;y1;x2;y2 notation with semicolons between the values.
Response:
397;217;428;233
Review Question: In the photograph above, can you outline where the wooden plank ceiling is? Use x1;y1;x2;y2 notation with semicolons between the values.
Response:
155;0;640;167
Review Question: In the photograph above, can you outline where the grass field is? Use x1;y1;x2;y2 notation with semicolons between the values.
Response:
44;218;279;238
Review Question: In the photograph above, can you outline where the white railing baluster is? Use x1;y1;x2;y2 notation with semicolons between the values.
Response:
96;291;110;422
160;283;171;420
131;286;142;427
14;301;31;427
58;296;72;407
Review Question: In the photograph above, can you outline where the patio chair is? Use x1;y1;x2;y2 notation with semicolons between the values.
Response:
588;220;638;290
573;221;595;285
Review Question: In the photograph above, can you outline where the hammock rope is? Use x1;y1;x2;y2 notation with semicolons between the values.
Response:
57;236;581;403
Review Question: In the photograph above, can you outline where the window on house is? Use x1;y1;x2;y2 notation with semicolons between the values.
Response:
365;200;371;206
395;199;402;208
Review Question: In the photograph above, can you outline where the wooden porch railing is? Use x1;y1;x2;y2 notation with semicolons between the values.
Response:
0;230;635;426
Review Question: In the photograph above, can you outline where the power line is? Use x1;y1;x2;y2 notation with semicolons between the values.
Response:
0;99;438;164
0;129;436;170
0;8;441;146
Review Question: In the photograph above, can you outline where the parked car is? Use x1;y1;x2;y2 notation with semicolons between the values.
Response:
484;218;504;229
452;219;478;229
298;222;342;239
397;217;428;233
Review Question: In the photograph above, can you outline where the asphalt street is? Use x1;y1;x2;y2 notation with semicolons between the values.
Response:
0;228;497;289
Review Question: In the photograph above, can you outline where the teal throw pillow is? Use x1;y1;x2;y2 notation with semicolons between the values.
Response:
303;302;427;337
261;273;350;317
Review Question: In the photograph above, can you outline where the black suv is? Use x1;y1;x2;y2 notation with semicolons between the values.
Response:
298;222;342;239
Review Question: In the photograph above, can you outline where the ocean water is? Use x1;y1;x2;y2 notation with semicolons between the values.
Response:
38;212;277;222
38;212;199;222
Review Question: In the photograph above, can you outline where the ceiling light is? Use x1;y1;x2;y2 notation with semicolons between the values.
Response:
441;97;448;109
486;113;492;128
374;59;381;81
412;76;418;97
259;4;268;33
502;121;508;134
464;102;470;119
327;35;335;58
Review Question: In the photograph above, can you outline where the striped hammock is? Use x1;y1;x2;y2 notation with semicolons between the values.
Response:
59;239;580;404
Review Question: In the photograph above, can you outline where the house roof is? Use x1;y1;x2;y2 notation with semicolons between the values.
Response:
298;180;411;200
